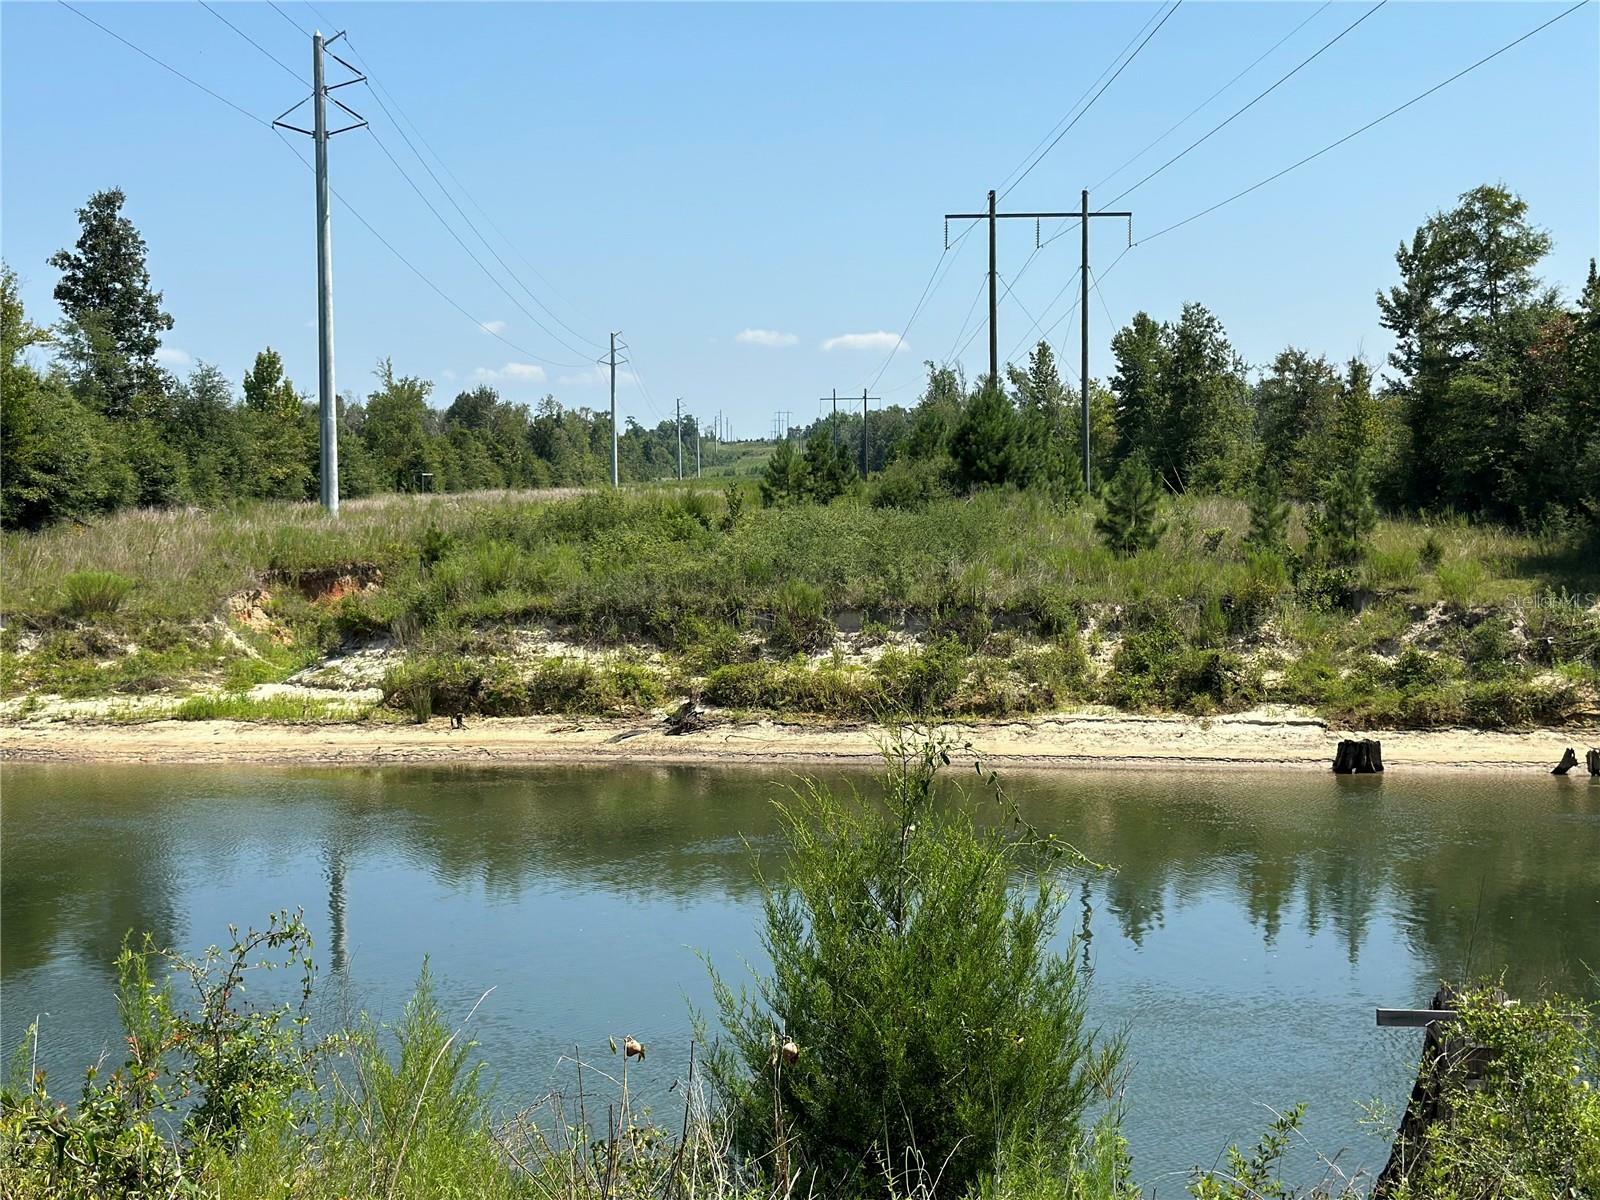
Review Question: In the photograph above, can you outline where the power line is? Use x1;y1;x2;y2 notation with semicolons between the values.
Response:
1103;0;1387;208
862;217;981;394
198;0;304;84
1001;0;1183;200
336;33;606;352
1090;0;1333;195
1141;0;1592;243
57;1;272;128
994;0;1172;199
267;2;311;38
360;124;590;367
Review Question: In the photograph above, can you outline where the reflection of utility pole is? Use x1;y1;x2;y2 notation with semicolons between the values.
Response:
325;841;347;976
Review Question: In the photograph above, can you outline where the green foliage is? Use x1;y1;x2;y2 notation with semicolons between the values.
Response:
1244;477;1291;555
950;383;1026;491
47;188;174;415
60;569;134;617
759;437;808;507
1385;988;1600;1198
705;735;1115;1196
1096;454;1166;556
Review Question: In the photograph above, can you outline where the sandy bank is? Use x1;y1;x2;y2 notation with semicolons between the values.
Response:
4;708;1598;773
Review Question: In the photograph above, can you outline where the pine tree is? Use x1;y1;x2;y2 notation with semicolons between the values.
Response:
1244;474;1291;555
49;189;174;416
949;383;1022;491
1313;361;1380;565
801;428;856;503
1096;452;1166;555
759;437;808;506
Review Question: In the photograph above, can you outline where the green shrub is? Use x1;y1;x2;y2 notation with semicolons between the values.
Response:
61;569;134;617
705;735;1116;1195
1385;988;1600;1199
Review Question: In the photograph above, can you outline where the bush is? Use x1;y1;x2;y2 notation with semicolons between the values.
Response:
705;735;1115;1195
60;569;134;617
870;456;952;510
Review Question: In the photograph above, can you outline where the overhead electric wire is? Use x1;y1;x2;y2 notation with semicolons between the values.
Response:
361;125;590;367
185;0;597;367
1139;0;1592;244
861;217;980;394
1102;0;1387;208
267;1;311;38
198;0;305;84
58;0;272;128
1001;0;1183;201
59;0;589;376
339;33;607;351
994;0;1171;199
1090;0;1333;195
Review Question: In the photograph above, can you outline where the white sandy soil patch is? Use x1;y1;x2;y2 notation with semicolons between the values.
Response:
4;707;1597;773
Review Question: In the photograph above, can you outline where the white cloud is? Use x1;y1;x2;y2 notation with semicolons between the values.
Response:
736;328;798;347
473;361;548;385
480;319;507;335
155;346;192;366
822;331;905;353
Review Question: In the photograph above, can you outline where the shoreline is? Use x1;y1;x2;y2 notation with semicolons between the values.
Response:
5;709;1598;773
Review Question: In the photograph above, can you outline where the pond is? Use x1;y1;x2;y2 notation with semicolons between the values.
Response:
3;762;1597;1187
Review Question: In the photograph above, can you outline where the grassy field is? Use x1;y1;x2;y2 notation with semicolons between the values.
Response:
2;484;1597;728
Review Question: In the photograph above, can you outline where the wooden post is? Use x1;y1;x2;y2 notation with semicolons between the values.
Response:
1586;747;1599;777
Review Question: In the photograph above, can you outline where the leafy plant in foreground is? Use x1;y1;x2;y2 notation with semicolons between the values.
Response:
1096;454;1166;556
705;731;1116;1196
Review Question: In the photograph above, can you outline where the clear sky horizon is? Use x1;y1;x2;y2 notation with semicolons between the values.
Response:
3;1;1596;437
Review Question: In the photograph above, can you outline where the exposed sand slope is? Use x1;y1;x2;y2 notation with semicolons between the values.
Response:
5;708;1598;773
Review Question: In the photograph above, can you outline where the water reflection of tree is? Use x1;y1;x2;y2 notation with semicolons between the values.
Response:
5;764;1595;1010
1006;772;1600;998
2;766;182;978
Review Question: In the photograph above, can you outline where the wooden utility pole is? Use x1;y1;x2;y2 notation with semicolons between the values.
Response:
1078;189;1132;490
860;388;878;476
944;189;1130;485
608;332;621;488
675;397;684;480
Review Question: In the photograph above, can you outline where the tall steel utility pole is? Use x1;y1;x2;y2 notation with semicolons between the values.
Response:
608;332;621;488
819;390;840;446
274;32;367;514
675;397;684;480
987;189;998;385
1076;190;1133;490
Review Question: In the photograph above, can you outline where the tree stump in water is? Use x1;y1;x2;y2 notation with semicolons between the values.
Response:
1332;738;1384;774
1552;747;1579;775
1587;748;1600;777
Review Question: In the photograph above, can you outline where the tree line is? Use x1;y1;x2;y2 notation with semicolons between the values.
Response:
1;189;706;530
4;184;1596;541
762;184;1598;548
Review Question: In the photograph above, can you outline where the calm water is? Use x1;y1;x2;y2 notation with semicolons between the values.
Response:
3;763;1598;1187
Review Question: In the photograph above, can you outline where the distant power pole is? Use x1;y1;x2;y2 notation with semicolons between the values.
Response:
675;397;684;480
273;30;367;515
695;420;702;478
608;332;620;488
860;388;879;476
1076;190;1133;490
821;389;838;446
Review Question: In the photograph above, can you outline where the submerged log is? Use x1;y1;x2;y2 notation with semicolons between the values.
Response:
1333;738;1384;774
1553;747;1579;775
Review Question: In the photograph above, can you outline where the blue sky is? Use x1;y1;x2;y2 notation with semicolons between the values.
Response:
3;1;1596;436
